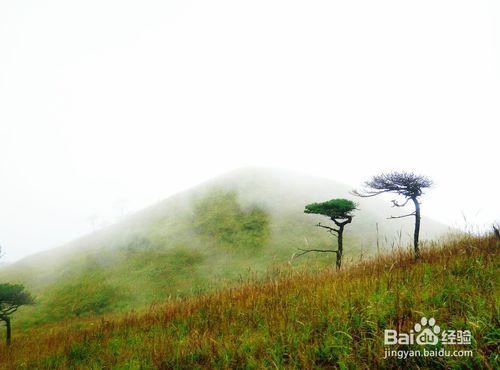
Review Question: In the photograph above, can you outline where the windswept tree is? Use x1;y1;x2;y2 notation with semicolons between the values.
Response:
297;198;357;269
0;284;34;345
353;171;432;259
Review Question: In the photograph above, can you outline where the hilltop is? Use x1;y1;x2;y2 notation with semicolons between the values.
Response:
0;168;449;327
0;234;497;368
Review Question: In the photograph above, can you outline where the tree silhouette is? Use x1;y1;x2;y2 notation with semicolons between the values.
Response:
0;284;34;345
297;198;357;269
353;171;432;259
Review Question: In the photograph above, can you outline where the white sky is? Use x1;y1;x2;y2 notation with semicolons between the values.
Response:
1;0;499;262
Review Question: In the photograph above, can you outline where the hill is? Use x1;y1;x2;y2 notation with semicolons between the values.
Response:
0;168;450;327
0;234;497;368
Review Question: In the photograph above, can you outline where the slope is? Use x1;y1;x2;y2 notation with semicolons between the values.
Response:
0;234;497;369
0;167;450;327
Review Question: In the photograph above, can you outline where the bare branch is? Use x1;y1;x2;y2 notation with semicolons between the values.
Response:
351;189;391;198
3;308;17;315
387;212;416;219
316;223;339;235
391;198;411;208
332;216;352;227
292;248;338;259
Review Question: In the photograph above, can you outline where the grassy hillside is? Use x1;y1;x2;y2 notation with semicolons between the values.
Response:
0;168;450;328
0;234;497;369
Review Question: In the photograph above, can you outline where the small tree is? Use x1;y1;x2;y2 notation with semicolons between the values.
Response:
0;284;34;345
297;198;357;269
353;171;432;259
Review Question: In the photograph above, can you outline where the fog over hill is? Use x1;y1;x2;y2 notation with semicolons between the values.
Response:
0;168;450;326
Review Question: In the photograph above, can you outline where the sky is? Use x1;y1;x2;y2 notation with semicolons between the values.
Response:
0;0;499;262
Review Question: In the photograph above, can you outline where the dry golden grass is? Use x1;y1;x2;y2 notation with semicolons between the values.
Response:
0;234;498;369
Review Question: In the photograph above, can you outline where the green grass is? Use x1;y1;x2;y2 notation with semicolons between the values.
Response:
0;234;497;368
193;190;270;250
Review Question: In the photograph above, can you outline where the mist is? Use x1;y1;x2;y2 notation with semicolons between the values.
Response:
1;0;499;262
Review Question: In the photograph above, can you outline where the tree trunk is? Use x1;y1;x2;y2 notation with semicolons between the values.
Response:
412;197;421;259
336;225;344;269
2;316;11;346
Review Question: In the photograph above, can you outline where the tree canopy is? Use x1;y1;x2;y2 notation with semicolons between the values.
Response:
0;284;34;316
304;199;357;219
354;172;432;199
